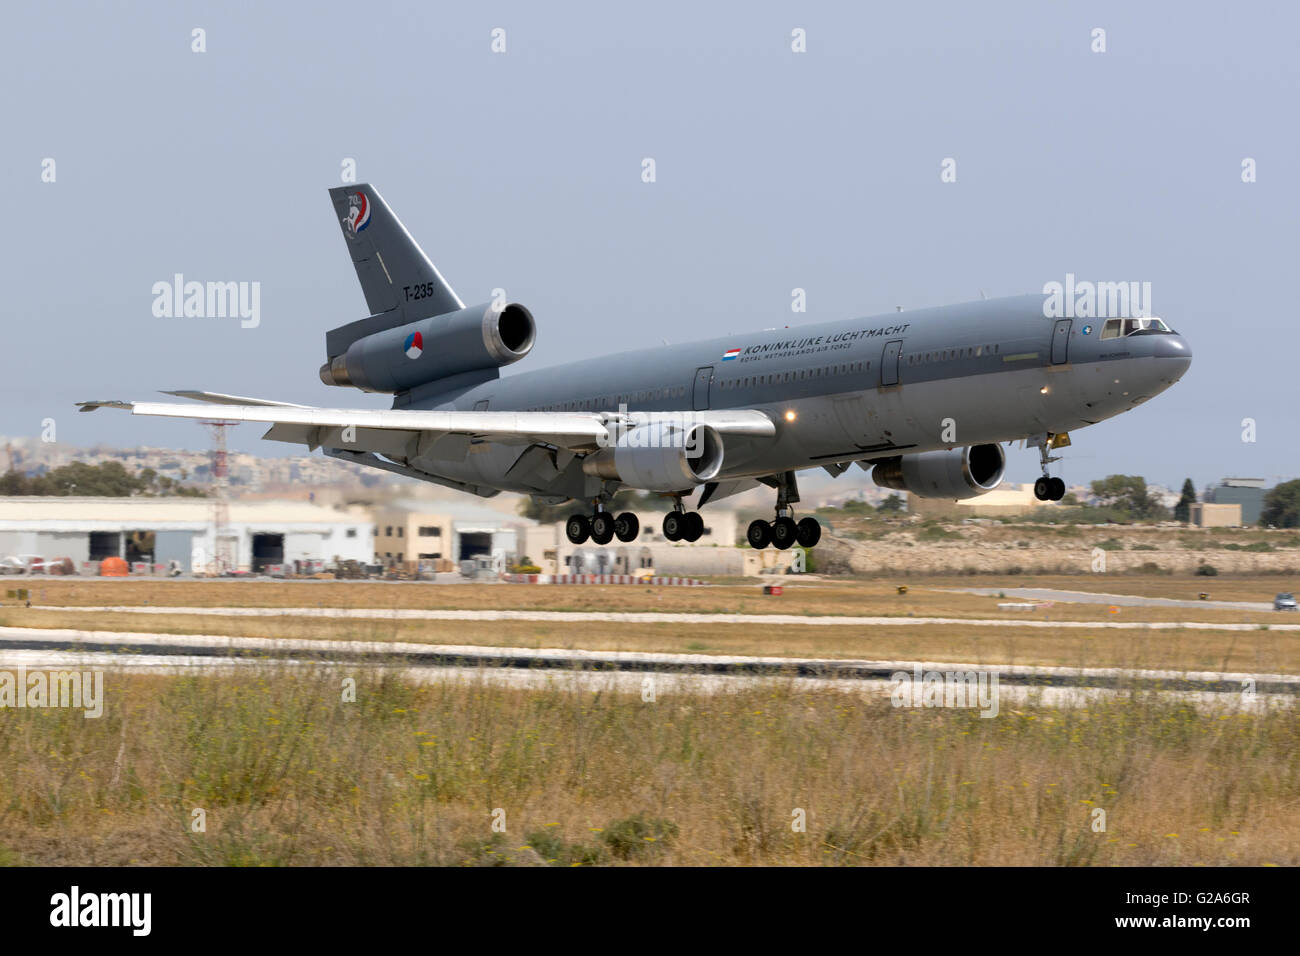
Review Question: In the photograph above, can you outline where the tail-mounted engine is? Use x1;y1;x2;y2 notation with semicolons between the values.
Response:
320;301;535;393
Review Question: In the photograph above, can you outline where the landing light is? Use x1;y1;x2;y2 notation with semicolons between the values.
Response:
784;410;797;422
1039;386;1049;395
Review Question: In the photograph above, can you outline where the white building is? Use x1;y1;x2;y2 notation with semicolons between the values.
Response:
0;497;372;573
369;499;533;571
522;510;742;576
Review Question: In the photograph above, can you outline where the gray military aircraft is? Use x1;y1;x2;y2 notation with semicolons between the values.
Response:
80;184;1192;550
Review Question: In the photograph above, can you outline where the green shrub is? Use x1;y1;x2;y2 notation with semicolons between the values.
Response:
525;828;608;866
601;814;679;860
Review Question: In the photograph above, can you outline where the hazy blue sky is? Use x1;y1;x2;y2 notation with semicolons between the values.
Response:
4;1;1297;490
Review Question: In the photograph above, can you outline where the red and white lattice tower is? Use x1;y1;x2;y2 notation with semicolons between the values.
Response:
201;421;236;575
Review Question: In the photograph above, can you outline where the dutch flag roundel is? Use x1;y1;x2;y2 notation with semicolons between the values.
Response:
404;331;423;359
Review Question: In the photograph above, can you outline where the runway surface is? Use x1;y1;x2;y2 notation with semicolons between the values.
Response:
1;626;1294;709
23;603;1300;632
942;586;1282;612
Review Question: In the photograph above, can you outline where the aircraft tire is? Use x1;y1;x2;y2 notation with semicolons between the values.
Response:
591;512;615;545
662;512;685;542
771;516;798;550
614;512;640;542
565;514;591;545
747;519;772;549
796;517;821;548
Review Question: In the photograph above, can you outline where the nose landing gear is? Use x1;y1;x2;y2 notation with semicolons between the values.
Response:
1031;433;1068;502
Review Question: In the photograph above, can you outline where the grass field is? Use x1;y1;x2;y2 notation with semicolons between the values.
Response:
5;573;1295;618
3;574;1298;674
0;667;1293;866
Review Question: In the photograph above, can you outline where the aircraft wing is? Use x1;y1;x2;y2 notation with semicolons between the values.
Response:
75;397;776;453
157;390;314;408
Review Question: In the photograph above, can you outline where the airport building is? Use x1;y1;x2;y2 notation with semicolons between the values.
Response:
1189;501;1243;528
1203;478;1267;526
523;510;742;576
0;497;372;573
369;499;530;571
906;483;1056;519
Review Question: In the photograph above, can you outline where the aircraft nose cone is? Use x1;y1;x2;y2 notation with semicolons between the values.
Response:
1153;333;1192;381
1156;333;1192;361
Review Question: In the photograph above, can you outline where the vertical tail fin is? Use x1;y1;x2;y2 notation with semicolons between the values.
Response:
327;184;463;327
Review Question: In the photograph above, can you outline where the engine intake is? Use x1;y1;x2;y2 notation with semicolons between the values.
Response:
872;443;1006;499
582;422;724;492
320;301;535;392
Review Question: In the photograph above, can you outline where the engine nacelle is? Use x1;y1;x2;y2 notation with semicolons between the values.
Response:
872;443;1006;499
582;423;724;492
320;301;536;392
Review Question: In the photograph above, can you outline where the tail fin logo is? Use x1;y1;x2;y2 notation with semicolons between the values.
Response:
403;331;424;359
343;192;372;234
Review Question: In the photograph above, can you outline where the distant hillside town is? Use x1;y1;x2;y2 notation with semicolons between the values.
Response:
1;435;389;496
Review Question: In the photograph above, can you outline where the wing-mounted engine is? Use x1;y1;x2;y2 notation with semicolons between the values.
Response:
872;443;1005;499
319;301;536;393
581;422;724;492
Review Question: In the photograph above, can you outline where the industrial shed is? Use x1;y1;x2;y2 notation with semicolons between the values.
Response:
0;497;373;573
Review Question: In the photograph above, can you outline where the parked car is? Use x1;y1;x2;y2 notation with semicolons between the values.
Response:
0;556;25;575
1274;593;1298;612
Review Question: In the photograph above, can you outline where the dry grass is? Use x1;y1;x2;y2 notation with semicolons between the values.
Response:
0;667;1294;866
7;574;1295;624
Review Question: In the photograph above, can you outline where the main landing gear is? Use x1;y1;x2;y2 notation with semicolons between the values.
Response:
747;514;820;550
565;505;640;545
746;470;821;550
1032;433;1068;502
662;502;704;542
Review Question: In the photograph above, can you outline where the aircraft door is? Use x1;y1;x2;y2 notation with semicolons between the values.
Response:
880;340;902;387
1051;319;1072;365
692;366;713;411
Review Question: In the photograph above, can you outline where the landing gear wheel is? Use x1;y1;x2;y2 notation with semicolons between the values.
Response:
1048;477;1066;501
746;519;772;550
662;512;685;542
795;517;821;548
682;511;704;542
1033;477;1052;501
565;514;591;545
590;512;615;545
614;512;640;542
771;516;798;550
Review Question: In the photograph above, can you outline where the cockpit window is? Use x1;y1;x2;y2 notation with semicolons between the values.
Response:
1099;316;1173;340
